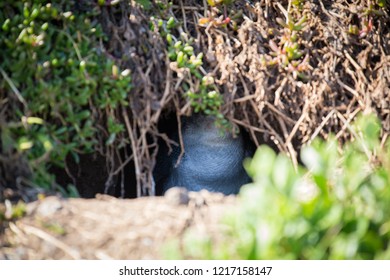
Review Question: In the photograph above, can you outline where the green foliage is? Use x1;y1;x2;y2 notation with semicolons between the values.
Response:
199;0;237;28
153;16;229;129
42;221;66;235
291;0;305;7
175;114;390;259
264;12;310;80
0;1;132;192
377;0;389;8
134;0;152;10
187;76;228;129
207;0;233;7
348;0;387;38
0;201;26;222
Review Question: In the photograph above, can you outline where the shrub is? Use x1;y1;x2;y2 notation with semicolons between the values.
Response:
0;1;131;194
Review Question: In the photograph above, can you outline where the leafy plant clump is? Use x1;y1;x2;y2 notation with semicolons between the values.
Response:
348;0;388;38
176;114;390;259
0;200;26;222
264;9;310;80
0;1;131;194
152;15;230;129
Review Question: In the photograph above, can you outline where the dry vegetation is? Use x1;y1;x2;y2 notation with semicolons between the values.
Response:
105;0;390;195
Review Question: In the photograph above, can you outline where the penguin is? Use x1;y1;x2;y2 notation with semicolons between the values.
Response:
154;114;253;195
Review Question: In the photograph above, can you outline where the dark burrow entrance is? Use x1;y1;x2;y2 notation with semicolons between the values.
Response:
53;113;257;199
53;149;137;199
153;113;257;196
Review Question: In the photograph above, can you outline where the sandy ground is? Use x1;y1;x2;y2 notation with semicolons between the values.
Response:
0;189;236;259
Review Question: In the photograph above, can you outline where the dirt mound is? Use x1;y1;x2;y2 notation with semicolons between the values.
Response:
0;190;235;259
